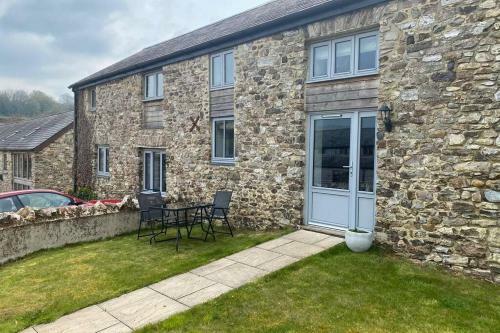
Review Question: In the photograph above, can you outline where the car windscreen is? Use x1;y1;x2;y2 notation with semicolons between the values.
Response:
0;197;18;213
17;193;72;209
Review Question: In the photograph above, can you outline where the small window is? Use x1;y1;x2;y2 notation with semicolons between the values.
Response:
143;150;166;193
211;50;234;89
309;31;379;81
144;71;164;99
89;88;96;111
97;146;110;176
212;117;235;163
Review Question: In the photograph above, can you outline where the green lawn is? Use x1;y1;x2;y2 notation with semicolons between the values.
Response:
0;228;288;333
140;244;500;333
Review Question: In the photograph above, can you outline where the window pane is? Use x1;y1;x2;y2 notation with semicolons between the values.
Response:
13;155;17;177
156;73;164;97
214;120;224;158
91;89;96;108
224;120;234;158
359;117;376;192
23;154;27;178
358;35;377;70
18;193;71;209
27;155;31;179
153;152;161;191
144;152;151;190
313;118;351;190
146;75;156;98
335;40;351;73
211;56;222;87
105;148;109;173
313;45;329;77
161;154;166;193
224;52;234;85
98;148;104;172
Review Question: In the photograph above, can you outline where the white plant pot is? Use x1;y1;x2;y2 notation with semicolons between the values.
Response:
345;230;373;252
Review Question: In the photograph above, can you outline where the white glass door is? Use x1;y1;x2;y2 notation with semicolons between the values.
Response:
307;111;376;231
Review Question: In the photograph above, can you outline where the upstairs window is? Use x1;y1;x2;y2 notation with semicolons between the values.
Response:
89;88;96;111
97;146;110;176
211;50;234;89
309;31;379;81
212;117;235;163
144;71;164;100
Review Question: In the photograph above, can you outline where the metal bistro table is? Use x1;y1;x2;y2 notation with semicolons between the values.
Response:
151;202;215;251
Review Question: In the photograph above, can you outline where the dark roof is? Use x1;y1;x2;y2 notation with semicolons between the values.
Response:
71;0;385;89
0;112;73;151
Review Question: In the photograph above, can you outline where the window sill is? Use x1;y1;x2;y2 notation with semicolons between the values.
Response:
143;97;164;102
211;160;235;166
90;108;96;112
97;173;110;179
210;85;234;92
306;71;379;84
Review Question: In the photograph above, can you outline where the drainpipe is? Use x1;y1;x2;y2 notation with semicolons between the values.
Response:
72;88;78;193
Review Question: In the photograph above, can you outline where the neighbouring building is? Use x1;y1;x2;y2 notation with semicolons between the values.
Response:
70;0;499;282
0;112;74;192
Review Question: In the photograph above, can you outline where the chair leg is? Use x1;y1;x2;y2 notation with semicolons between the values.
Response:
137;219;142;239
223;211;234;237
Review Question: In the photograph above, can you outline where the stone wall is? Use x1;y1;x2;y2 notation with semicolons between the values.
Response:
33;128;74;192
0;152;12;192
0;197;138;264
376;0;499;282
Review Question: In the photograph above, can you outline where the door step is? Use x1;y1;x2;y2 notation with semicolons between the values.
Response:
301;225;345;238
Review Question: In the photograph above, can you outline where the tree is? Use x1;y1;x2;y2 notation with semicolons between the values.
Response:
0;89;71;119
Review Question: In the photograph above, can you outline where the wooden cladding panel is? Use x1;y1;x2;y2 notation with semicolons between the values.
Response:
306;77;379;112
210;88;234;118
143;106;164;129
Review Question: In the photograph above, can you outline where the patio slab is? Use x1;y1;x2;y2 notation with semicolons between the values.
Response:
178;283;233;307
227;247;282;267
150;272;216;299
99;287;188;329
34;305;119;333
205;262;267;288
283;230;330;244
258;254;300;272
271;240;324;258
190;257;236;276
26;230;344;332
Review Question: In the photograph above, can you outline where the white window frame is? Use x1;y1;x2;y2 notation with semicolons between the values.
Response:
211;116;235;164
142;150;166;194
97;145;110;177
89;88;96;111
144;71;164;100
309;30;379;82
210;50;234;90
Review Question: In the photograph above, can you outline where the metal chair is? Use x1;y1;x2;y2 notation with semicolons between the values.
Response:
206;191;234;239
137;191;166;239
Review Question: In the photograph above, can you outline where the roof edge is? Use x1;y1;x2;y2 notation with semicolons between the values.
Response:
70;0;387;90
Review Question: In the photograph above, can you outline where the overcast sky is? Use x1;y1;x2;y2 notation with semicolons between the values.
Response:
0;0;269;99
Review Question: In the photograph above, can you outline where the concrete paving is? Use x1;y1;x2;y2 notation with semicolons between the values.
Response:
27;230;343;333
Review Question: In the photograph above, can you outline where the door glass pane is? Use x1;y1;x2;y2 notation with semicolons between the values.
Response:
214;120;224;158
224;52;234;85
161;154;167;193
144;152;151;190
224;120;234;158
358;117;375;192
358;35;377;70
153;152;161;191
312;45;329;77
313;118;351;190
211;55;222;87
335;40;351;73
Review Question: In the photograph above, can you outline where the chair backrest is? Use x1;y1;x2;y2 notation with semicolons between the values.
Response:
138;191;164;212
213;191;232;210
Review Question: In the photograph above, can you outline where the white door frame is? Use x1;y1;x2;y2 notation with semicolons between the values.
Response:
304;109;377;231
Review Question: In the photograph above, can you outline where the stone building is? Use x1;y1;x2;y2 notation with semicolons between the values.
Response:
71;0;499;281
0;112;74;192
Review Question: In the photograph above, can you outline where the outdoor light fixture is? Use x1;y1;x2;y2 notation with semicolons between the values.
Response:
378;104;392;132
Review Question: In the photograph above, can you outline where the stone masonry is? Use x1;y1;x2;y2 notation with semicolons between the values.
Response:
75;0;499;281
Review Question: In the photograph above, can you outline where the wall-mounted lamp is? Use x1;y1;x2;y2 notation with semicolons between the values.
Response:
378;104;393;132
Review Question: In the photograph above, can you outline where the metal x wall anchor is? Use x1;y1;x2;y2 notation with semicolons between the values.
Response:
189;115;201;132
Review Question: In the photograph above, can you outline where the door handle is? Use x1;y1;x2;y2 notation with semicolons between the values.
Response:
342;165;351;169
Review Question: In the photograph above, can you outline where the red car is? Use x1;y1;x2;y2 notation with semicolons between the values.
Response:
0;189;121;213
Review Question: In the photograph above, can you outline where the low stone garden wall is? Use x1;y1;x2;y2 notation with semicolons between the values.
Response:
0;196;139;264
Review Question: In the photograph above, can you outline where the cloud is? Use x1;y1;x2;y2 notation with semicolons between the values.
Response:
0;0;268;98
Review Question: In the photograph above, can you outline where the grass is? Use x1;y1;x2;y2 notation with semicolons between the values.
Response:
140;244;500;333
0;228;289;333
